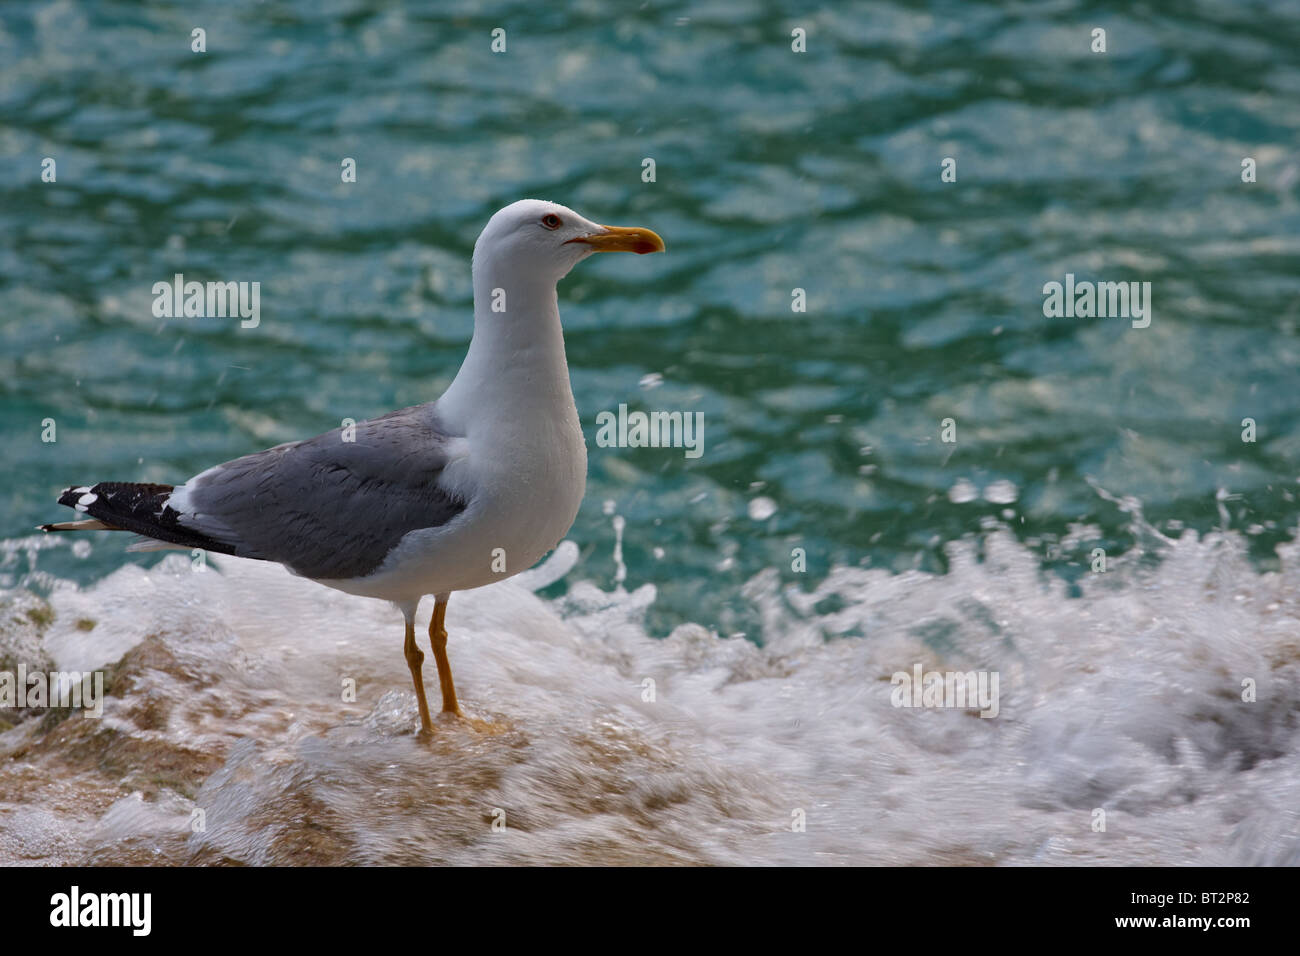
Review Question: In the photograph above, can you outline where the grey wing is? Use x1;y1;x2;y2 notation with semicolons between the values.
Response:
177;404;468;580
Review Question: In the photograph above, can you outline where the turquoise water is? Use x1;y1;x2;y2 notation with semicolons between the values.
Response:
2;0;1300;868
4;1;1300;638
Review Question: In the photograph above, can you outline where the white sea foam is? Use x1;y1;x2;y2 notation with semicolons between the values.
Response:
1;522;1298;865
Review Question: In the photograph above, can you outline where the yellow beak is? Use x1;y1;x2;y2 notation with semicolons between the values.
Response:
565;225;665;255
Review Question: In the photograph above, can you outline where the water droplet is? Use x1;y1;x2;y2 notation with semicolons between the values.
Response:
948;479;978;504
984;480;1018;504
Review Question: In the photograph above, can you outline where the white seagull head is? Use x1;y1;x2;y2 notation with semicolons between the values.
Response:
473;199;665;282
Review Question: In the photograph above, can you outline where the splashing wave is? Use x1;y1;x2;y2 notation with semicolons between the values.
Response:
1;520;1298;865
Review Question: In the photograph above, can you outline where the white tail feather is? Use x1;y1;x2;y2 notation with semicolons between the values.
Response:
125;536;191;553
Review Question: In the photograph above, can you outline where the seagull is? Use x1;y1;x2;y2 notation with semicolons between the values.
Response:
40;200;665;734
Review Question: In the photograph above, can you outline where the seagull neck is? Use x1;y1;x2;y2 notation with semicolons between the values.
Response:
440;271;575;426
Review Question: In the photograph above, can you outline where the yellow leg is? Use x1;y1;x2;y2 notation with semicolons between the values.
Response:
429;597;461;715
403;614;434;733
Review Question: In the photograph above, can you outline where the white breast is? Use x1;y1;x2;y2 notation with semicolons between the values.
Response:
326;389;587;605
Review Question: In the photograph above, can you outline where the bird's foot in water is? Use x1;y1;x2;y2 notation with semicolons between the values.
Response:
426;708;510;736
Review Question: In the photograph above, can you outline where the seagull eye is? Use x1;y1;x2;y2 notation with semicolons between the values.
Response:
541;214;562;230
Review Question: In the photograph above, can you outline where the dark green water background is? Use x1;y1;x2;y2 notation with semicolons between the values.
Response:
2;0;1298;640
